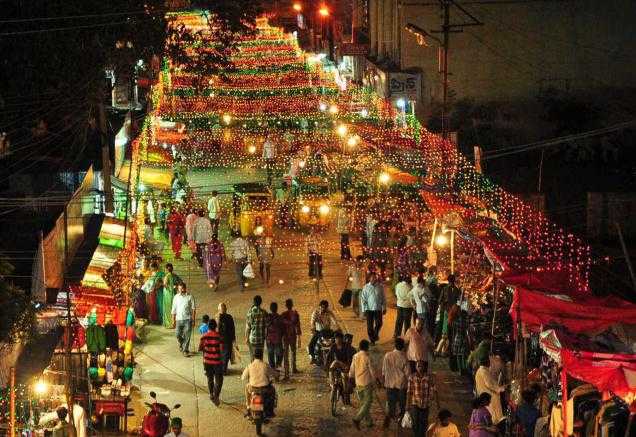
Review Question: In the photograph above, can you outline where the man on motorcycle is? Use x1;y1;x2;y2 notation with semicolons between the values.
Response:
326;332;356;404
308;300;340;364
241;348;277;417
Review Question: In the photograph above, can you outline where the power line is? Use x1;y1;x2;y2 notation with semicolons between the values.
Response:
0;10;161;24
0;20;133;37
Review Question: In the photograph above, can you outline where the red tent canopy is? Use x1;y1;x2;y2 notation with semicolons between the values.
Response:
562;349;636;395
510;287;636;334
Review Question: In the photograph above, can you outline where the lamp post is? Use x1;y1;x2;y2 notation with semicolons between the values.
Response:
434;224;455;274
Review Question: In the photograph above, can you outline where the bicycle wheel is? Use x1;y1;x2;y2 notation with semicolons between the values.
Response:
330;384;340;416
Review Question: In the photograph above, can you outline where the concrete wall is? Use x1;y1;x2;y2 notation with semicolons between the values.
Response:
369;0;636;106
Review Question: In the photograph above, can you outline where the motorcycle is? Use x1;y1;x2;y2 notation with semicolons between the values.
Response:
247;386;277;436
141;391;181;437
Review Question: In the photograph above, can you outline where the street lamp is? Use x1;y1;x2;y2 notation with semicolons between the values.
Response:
293;3;302;12
319;6;329;16
434;224;456;274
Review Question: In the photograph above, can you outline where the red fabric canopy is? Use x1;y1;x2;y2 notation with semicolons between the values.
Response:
510;287;636;334
562;349;636;394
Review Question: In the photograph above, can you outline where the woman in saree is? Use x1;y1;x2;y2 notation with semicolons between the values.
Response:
203;235;225;291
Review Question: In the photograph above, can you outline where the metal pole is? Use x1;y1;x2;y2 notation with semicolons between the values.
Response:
615;222;636;292
63;206;76;436
441;0;450;139
9;367;15;437
449;229;455;274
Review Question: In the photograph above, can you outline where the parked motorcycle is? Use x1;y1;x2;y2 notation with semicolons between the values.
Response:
141;391;181;437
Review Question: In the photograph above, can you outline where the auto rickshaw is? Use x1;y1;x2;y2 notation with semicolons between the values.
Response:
228;183;274;238
293;176;333;228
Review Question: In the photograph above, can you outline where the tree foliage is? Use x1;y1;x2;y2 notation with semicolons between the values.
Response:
0;0;262;159
0;257;35;344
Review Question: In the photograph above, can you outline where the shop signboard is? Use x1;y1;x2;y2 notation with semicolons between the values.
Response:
340;42;369;56
388;72;421;101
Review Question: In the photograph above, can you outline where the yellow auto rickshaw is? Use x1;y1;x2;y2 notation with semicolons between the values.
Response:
293;176;333;228
228;183;274;238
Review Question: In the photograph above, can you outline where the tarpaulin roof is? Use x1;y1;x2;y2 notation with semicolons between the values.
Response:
562;349;636;395
510;287;636;334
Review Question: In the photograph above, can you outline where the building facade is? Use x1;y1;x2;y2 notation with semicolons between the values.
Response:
365;0;636;117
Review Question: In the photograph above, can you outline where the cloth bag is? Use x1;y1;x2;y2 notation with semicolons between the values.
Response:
401;411;413;429
243;262;255;279
338;289;352;307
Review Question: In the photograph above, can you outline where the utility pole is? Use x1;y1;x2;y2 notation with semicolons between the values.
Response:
99;99;114;214
63;206;76;437
405;1;482;139
441;0;450;139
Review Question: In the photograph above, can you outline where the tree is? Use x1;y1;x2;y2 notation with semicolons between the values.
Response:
0;257;35;344
0;0;262;165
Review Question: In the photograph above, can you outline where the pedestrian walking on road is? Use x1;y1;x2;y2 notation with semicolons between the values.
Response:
217;303;236;374
308;300;339;364
306;227;323;279
404;318;435;372
185;209;198;259
256;235;274;285
203;235;224;290
350;340;378;430
193;209;213;267
281;298;301;379
406;360;437;437
142;262;164;325
360;272;386;345
171;283;196;357
166;206;185;260
266;302;284;370
245;295;268;361
199;315;210;335
411;275;431;330
207;190;221;235
199;319;224;406
382;337;410;429
394;275;413;338
229;231;251;291
162;263;182;329
336;205;352;260
346;255;365;318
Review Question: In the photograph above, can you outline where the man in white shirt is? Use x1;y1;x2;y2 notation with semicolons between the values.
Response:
349;339;377;430
360;272;386;345
382;338;410;429
394;276;413;338
193;210;213;267
262;135;276;186
241;349;277;414
171;283;196;356
308;300;340;364
229;232;250;291
346;255;365;318
336;206;352;260
207;190;221;235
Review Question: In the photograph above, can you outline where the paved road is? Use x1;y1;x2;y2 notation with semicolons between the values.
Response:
129;169;472;436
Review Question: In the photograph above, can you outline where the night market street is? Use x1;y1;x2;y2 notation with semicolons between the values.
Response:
2;3;636;437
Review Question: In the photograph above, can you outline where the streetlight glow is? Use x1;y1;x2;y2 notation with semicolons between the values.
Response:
336;124;348;137
293;3;302;12
34;379;48;396
435;234;449;247
378;172;391;185
319;6;329;17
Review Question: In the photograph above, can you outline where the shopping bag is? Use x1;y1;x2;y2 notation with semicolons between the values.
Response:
338;289;352;307
243;262;255;279
231;344;241;364
401;411;413;429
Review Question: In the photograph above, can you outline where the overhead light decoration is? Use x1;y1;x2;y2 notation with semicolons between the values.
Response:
336;124;348;137
378;172;391;185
